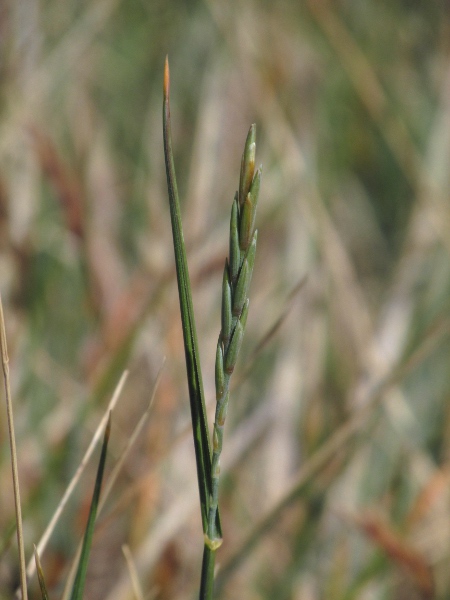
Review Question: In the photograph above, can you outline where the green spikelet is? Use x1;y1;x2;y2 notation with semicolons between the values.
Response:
215;343;225;400
239;167;262;251
224;300;248;374
233;259;250;316
239;125;256;207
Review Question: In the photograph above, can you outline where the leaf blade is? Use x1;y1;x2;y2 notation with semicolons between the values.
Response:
162;56;220;537
69;412;111;600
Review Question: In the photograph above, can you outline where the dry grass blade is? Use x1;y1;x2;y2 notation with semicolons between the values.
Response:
0;294;28;600
122;544;144;600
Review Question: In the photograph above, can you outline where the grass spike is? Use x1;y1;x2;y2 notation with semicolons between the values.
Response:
203;125;261;593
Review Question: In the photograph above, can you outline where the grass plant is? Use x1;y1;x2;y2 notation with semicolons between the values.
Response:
2;3;450;599
163;56;261;598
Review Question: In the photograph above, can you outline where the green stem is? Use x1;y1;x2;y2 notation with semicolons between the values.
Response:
199;544;216;600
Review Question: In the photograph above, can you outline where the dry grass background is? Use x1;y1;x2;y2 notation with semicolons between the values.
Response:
1;0;450;599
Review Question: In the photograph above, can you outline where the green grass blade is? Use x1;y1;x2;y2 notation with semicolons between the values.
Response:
69;412;111;600
34;545;50;600
162;56;220;538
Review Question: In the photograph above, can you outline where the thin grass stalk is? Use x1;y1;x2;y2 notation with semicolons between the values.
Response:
0;295;28;600
122;544;144;600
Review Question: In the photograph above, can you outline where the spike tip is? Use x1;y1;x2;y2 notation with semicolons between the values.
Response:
164;55;170;99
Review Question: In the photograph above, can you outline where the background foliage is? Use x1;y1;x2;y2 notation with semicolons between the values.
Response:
1;0;450;598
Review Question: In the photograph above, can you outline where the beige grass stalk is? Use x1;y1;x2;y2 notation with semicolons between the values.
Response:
0;294;28;600
122;544;144;600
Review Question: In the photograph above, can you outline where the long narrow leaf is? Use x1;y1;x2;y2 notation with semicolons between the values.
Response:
69;412;111;600
162;56;220;538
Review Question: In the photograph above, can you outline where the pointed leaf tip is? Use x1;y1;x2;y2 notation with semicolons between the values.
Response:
106;410;112;440
164;56;170;98
34;545;50;600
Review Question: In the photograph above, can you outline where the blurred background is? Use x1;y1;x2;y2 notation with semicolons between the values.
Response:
1;0;450;598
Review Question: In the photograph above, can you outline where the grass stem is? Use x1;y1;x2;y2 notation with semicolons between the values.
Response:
0;294;28;600
199;544;215;600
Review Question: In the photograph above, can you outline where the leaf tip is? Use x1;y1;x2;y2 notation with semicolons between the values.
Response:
106;410;112;441
164;55;170;99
